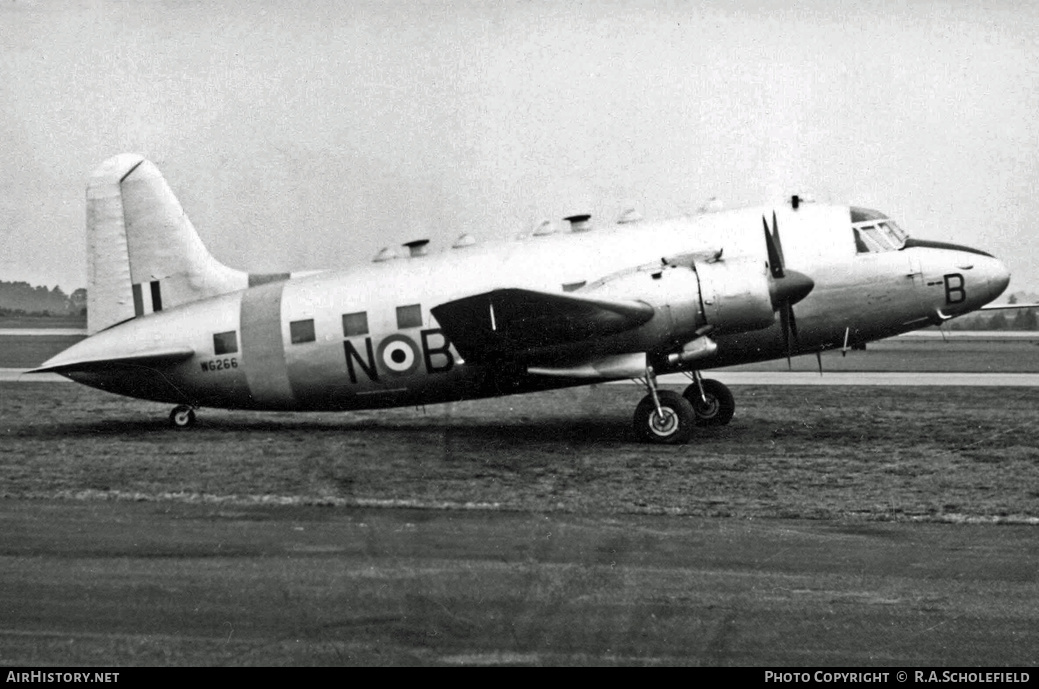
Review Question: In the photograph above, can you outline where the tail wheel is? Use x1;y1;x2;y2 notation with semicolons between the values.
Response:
633;390;695;444
684;378;735;426
169;405;196;428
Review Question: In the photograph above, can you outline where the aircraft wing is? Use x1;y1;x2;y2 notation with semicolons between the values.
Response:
431;288;654;362
979;303;1039;310
27;347;195;374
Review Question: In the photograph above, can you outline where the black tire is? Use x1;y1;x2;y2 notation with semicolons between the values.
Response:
633;390;695;444
683;379;735;426
169;405;196;428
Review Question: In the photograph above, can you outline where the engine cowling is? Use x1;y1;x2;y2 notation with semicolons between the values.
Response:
582;255;778;356
692;257;776;334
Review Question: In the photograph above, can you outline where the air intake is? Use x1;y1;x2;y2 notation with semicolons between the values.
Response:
452;233;476;248
532;220;557;236
564;214;592;232
617;208;642;224
403;239;430;257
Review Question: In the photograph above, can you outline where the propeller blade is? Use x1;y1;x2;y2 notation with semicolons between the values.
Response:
771;211;787;273
779;303;793;368
763;210;814;368
763;215;785;279
778;301;805;369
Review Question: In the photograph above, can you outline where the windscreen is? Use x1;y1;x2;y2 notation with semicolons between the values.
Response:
851;207;907;253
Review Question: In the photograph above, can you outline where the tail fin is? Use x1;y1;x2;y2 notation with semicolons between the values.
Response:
86;154;249;334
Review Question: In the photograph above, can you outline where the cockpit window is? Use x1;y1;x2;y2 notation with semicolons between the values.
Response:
850;207;887;223
851;207;908;254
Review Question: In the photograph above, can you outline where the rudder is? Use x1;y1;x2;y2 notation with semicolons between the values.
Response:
86;154;248;334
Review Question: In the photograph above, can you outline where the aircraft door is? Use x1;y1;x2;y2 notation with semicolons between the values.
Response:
906;251;925;290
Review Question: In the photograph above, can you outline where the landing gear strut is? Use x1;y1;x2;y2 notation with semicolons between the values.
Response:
633;366;695;444
682;372;735;426
169;405;196;428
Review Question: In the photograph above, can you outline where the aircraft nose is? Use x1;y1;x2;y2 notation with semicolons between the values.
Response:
972;252;1011;305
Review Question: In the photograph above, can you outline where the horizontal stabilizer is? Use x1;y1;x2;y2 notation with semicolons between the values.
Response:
27;347;195;374
431;288;653;362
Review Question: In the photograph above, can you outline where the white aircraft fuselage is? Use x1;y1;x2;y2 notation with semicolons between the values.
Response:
34;155;1010;442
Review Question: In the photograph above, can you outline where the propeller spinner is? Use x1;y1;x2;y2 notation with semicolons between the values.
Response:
763;211;814;366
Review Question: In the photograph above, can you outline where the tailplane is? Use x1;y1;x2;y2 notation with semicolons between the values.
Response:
86;154;249;334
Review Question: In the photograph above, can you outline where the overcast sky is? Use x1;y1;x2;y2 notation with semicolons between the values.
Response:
2;0;1037;294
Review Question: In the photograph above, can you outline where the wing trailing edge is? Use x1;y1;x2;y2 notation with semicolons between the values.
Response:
527;352;649;380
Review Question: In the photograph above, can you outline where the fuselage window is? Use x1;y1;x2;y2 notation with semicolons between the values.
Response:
290;319;316;344
343;311;369;337
396;304;422;329
213;331;238;355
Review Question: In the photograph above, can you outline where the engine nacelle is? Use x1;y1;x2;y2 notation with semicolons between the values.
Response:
692;257;776;333
582;255;777;356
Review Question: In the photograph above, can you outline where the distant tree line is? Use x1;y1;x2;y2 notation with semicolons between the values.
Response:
0;281;86;317
948;310;1038;331
947;294;1038;331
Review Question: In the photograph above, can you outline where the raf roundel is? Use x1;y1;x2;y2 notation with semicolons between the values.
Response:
376;334;421;376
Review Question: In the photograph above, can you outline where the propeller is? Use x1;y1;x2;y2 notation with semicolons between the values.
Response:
763;211;815;367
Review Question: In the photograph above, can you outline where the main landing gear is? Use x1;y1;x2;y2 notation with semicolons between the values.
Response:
633;368;734;444
169;405;196;428
682;371;735;427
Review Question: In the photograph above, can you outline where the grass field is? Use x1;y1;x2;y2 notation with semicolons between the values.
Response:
0;335;85;368
3;382;1037;523
3;335;1038;666
3;329;1038;521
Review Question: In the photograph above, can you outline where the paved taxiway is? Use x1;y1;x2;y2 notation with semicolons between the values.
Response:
6;367;1039;386
1;499;1035;666
0;328;86;337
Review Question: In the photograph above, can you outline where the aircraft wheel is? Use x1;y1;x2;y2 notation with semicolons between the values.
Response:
684;379;735;426
169;405;196;428
633;390;695;444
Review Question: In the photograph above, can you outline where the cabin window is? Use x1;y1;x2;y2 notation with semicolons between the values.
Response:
396;304;422;329
290;319;316;344
213;331;238;355
342;311;369;337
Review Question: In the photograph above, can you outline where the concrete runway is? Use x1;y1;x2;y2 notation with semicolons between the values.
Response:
6;367;1039;386
1;499;1036;666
